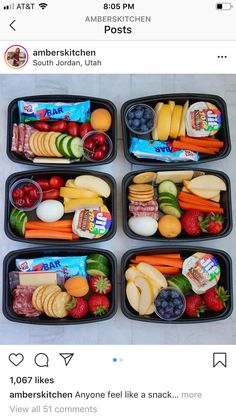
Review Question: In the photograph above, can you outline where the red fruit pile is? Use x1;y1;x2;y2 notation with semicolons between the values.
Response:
35;176;65;201
83;132;110;161
12;183;41;209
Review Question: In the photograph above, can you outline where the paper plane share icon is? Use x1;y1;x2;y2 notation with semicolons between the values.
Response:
59;353;74;366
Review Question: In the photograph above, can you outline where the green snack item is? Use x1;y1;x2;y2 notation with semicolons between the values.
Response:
168;274;192;295
86;254;109;266
86;262;109;277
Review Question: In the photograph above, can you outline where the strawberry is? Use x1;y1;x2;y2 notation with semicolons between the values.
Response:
203;286;229;312
181;210;205;236
90;276;112;295
185;295;205;318
66;297;88;319
88;294;110;316
200;213;224;235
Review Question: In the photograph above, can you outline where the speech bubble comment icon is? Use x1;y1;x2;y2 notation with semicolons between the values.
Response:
34;353;49;367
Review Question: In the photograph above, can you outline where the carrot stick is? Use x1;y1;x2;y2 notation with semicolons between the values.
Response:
179;201;224;214
25;220;72;229
25;230;76;240
131;253;181;260
178;191;220;208
130;255;183;268
172;141;218;155
130;264;180;275
179;136;224;148
26;225;72;232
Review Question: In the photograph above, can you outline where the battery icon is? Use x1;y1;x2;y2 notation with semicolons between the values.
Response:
216;3;233;9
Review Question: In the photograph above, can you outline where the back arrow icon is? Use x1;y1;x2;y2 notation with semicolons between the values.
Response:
10;20;16;31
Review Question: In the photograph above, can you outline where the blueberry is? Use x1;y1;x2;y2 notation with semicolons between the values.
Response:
178;303;184;310
140;118;146;124
171;290;179;299
161;290;169;299
173;298;181;307
128;119;133;127
156;299;162;308
147;120;153;129
140;124;148;132
159;308;165;316
168;302;174;308
135;105;142;111
174;309;182;316
128;111;135;119
161;301;168;309
164;313;171;319
132;119;140;128
135;110;144;119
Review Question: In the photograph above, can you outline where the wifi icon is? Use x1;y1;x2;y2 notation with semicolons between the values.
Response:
39;2;48;9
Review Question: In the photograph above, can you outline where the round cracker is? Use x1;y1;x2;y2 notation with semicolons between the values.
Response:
43;290;61;317
41;285;61;305
29;132;40;155
128;195;154;202
129;189;153;195
44;132;54;156
37;132;47;156
52;292;71;318
133;172;156;184
49;132;63;157
33;285;47;311
128;184;153;192
32;286;46;311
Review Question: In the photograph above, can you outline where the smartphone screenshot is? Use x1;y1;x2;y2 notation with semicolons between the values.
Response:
0;1;235;418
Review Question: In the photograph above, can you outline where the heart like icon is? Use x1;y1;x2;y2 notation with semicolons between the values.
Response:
9;353;24;367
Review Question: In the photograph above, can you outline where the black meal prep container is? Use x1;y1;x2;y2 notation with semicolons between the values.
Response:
5;169;117;245
121;93;231;166
121;246;233;324
122;168;232;242
7;95;117;167
3;247;118;325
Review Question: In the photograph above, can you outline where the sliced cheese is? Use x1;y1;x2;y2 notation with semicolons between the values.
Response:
157;104;172;141
33;158;71;164
19;271;57;286
170;105;183;139
64;197;103;213
60;187;99;199
156;170;194;184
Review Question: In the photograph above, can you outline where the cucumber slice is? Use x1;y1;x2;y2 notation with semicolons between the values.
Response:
159;198;178;208
158;192;177;200
86;254;109;266
9;207;19;231
158;180;178;197
159;203;182;219
168;274;192;295
59;136;73;158
56;134;67;152
86;262;109;277
15;211;28;237
67;137;83;158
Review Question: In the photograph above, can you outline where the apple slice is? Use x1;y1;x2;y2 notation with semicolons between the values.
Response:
178;100;189;137
152;102;163;140
187;175;226;191
126;281;140;313
136;263;167;289
168;100;175;115
125;267;141;282
145;304;155;315
134;277;154;315
170;105;183;139
181;186;220;202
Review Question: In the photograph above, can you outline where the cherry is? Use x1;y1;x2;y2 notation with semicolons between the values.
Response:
84;138;95;151
93;149;106;160
12;188;25;201
92;133;106;146
24;196;34;208
15;198;26;208
99;143;109;154
28;186;39;200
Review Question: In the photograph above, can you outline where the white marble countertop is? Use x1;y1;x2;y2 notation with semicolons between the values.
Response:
0;74;235;345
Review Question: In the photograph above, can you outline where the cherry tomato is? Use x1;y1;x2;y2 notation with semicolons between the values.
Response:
67;122;79;137
12;188;25;200
49;176;65;190
83;138;96;151
93;149;106;161
24;196;34;208
42;189;60;201
15;198;26;208
51;120;67;133
93;133;106;146
34;121;50;132
36;178;51;191
28;186;39;200
79;122;92;138
99;143;109;154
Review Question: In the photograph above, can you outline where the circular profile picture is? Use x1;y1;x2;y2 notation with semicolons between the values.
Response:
4;45;28;69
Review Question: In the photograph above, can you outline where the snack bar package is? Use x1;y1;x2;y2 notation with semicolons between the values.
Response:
18;100;90;123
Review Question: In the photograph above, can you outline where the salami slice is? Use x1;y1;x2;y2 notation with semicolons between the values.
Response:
13;285;41;317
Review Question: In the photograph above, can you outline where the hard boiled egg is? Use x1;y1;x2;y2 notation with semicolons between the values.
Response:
36;200;64;223
128;216;158;237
